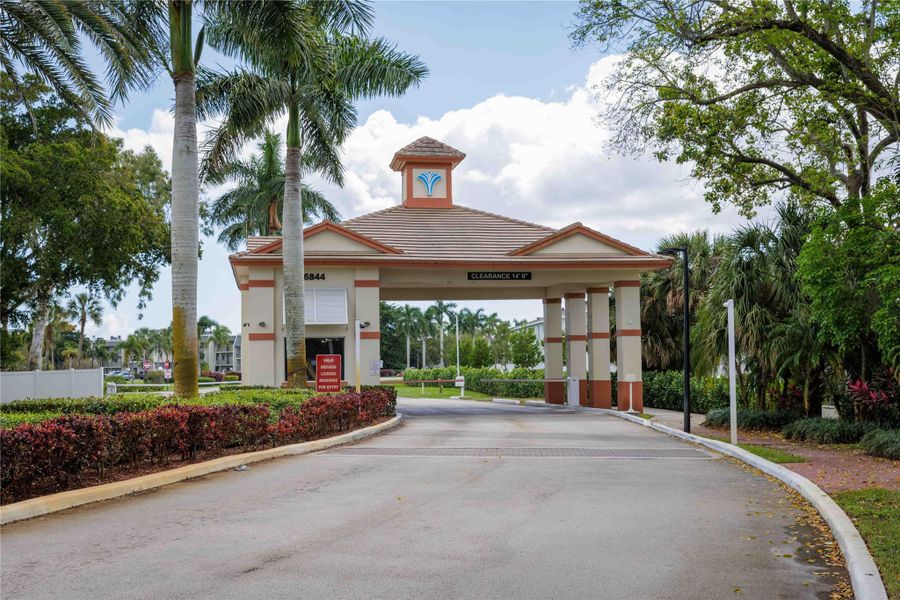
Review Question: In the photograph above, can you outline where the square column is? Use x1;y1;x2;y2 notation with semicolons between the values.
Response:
542;298;564;404
354;269;381;386
242;267;277;386
564;292;588;406
587;287;612;408
614;280;643;411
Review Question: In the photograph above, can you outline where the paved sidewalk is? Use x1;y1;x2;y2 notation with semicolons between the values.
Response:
644;407;900;493
1;398;848;599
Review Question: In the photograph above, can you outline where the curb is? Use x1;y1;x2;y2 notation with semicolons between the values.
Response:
593;408;887;600
0;414;403;526
491;398;521;405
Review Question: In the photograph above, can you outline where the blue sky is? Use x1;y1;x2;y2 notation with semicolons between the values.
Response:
90;1;757;339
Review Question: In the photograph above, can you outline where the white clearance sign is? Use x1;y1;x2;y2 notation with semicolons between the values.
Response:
467;272;532;281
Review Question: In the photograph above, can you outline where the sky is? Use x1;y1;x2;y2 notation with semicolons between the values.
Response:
87;1;765;339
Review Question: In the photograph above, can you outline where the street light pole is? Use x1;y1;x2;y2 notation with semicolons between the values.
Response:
661;246;691;433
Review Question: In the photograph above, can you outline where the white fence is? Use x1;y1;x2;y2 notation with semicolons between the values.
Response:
0;369;105;403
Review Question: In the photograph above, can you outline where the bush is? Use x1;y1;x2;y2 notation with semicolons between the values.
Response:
782;418;876;444
0;388;393;504
636;370;732;414
704;408;797;431
860;429;900;460
404;367;544;398
223;375;239;382
223;371;241;380
201;370;225;382
197;376;216;383
144;370;165;384
104;375;130;384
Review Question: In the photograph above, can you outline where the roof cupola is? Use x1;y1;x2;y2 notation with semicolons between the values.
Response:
390;137;465;208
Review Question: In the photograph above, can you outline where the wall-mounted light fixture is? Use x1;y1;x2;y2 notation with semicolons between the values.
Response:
258;321;266;327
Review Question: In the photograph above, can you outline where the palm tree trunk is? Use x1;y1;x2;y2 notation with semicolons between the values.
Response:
169;0;199;397
439;325;445;367
28;297;51;370
78;316;86;358
283;101;307;387
422;335;426;368
406;334;411;369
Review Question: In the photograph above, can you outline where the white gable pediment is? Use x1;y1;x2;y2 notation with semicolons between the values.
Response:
531;232;629;255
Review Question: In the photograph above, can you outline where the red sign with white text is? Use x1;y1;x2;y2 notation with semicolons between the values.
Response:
315;354;342;392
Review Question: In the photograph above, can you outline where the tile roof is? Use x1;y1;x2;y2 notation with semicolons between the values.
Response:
390;137;466;170
341;205;553;259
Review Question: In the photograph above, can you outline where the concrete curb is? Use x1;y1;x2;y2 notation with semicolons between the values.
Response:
594;408;887;600
0;414;403;526
491;398;520;405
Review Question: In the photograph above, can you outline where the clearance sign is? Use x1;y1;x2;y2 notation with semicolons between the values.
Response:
315;354;342;392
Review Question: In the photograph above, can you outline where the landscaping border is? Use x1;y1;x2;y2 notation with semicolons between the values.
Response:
594;408;888;600
0;414;402;526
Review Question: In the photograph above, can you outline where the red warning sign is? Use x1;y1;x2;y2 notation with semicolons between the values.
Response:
315;354;342;392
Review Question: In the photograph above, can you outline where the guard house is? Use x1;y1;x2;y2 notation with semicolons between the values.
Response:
229;137;671;410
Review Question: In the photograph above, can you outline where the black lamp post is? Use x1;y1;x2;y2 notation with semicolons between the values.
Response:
660;246;691;433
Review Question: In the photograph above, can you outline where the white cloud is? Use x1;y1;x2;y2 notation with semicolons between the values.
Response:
101;56;765;329
306;55;755;251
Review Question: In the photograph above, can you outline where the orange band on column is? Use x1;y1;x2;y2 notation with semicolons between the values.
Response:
589;332;610;339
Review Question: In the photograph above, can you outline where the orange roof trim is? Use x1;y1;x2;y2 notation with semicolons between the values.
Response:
248;221;404;256
508;223;651;257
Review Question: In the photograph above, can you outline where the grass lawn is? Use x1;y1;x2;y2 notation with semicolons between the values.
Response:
738;443;807;464
831;488;900;599
389;384;493;400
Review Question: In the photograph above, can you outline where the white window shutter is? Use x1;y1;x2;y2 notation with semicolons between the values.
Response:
306;289;347;324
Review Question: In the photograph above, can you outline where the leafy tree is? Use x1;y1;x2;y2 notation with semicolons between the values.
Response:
470;336;493;368
0;76;170;368
205;130;340;250
66;292;103;360
197;315;219;337
209;324;232;353
88;338;111;369
798;185;900;378
378;302;405;370
510;328;542;369
197;0;427;387
572;0;899;215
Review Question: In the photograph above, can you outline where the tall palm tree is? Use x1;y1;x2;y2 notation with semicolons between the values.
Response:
431;301;456;367
66;292;103;360
89;338;111;368
209;324;232;357
206;131;340;250
0;1;155;129
119;333;149;368
397;305;424;370
198;1;427;387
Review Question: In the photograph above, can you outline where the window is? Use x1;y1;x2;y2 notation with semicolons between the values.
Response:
304;288;348;324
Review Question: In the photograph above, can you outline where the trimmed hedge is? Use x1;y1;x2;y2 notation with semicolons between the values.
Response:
404;367;544;398
782;418;878;444
637;371;731;414
0;388;394;504
704;408;797;431
860;429;900;460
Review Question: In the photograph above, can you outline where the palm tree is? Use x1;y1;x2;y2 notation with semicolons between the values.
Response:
422;306;440;369
209;324;232;368
89;338;111;368
197;1;427;387
431;301;457;367
0;1;155;129
397;305;424;370
206;131;340;250
62;346;80;369
66;292;103;360
119;333;149;369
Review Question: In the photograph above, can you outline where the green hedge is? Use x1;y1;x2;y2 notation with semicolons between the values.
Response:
0;387;321;427
404;367;544;398
860;429;900;460
704;408;798;431
636;371;731;414
782;418;878;444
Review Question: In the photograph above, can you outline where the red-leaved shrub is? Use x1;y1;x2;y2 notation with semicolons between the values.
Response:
1;388;394;504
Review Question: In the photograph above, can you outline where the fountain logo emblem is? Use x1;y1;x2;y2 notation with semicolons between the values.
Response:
416;171;442;196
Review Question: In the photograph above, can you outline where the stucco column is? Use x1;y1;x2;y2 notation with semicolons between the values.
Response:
564;291;588;406
542;298;564;404
243;267;277;386
587;287;612;408
614;280;643;411
354;268;381;386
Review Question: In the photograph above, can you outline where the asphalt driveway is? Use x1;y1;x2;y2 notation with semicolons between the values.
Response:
0;398;846;599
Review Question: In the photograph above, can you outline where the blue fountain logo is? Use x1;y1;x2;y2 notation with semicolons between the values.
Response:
416;171;442;196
